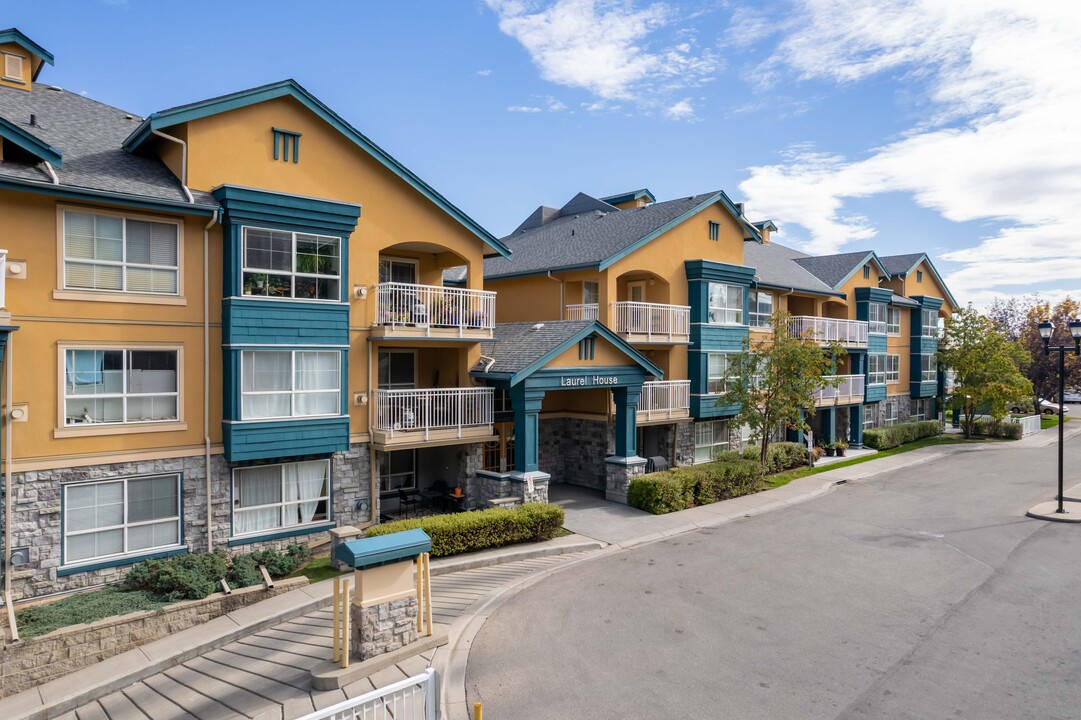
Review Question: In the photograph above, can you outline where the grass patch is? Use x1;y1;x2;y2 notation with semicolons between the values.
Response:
287;555;349;584
767;435;976;489
15;587;168;640
1041;415;1074;429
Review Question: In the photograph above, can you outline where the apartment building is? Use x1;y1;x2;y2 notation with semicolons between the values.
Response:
0;30;511;601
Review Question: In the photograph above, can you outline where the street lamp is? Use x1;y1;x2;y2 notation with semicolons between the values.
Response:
1039;319;1081;513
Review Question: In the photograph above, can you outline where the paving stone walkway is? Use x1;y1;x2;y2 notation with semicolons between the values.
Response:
59;552;591;720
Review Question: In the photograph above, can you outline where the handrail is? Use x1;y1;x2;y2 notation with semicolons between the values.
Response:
639;380;691;419
373;387;494;440
789;316;868;346
812;374;866;402
611;301;690;341
566;303;599;321
376;282;495;335
297;667;438;720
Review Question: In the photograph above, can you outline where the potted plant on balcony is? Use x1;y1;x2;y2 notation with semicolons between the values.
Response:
834;439;849;457
243;273;268;295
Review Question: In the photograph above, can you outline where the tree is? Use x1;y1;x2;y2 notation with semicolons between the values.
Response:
727;310;846;465
1019;297;1081;403
939;305;1032;438
986;294;1041;341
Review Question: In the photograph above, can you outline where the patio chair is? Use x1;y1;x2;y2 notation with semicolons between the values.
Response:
398;488;418;518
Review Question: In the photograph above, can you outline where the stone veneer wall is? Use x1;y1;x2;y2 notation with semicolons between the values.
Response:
0;576;307;698
869;394;912;428
4;444;371;602
538;417;609;488
353;595;418;661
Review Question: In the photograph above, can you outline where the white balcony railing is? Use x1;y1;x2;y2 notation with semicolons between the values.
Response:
566;303;599;321
0;249;7;311
375;282;495;334
639;380;691;420
611;302;690;341
813;374;866;404
789;316;868;346
373;387;494;439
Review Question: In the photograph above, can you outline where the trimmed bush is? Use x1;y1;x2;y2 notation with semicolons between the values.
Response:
973;418;1023;439
16;587;167;640
124;551;228;601
627;472;694;514
863;420;942;450
366;503;564;557
629;458;768;514
742;441;808;473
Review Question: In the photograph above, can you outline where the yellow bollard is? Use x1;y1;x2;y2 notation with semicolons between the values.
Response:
342;578;351;669
332;577;340;662
424;552;433;637
416;554;424;634
473;701;483;720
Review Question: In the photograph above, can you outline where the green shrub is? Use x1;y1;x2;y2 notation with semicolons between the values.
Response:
629;458;768;514
628;473;694;514
863;420;942;450
15;587;167;640
972;418;1023;439
743;441;808;473
366;503;564;557
124;551;228;601
711;450;743;464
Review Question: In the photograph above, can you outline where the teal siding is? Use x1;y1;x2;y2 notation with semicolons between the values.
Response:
918;336;938;355
224;417;350;461
867;334;887;354
910;380;938;398
865;383;886;403
224;298;349;346
691;395;740;419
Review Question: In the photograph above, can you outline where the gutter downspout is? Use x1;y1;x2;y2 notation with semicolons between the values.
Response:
367;339;378;528
546;272;563;319
203;209;218;552
4;334;15;637
42;161;58;185
152;129;195;205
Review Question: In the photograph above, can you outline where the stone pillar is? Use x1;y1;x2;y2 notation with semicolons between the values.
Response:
605;456;648;504
350;561;419;661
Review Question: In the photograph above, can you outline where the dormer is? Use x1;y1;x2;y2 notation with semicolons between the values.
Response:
0;29;54;92
600;188;655;210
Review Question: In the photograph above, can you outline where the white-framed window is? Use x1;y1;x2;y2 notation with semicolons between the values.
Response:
911;398;932;421
241;350;341;420
922;309;939;337
64;348;178;426
920;354;937;382
3;52;23;81
863;405;875;431
868;303;887;334
868;354;887;386
232;460;330;536
707;353;736;395
886;354;900;383
884;402;899;426
707;283;743;325
583;280;599;306
242;226;341;301
378;257;418;284
887;307;901;335
63;474;181;566
694;420;730;464
748;290;773;328
63;210;179;295
380;450;417;494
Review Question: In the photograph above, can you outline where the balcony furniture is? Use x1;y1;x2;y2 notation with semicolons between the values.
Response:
397;488;419;518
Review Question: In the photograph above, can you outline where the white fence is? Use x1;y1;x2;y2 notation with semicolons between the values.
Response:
298;668;438;720
376;282;495;333
639;380;691;420
812;374;866;404
972;413;1041;436
373;387;494;437
566;303;599;321
789;316;868;346
611;301;690;340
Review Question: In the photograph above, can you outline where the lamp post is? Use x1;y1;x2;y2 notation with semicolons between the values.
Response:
1038;319;1081;513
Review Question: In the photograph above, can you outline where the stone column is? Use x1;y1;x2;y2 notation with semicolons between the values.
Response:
606;385;647;503
508;384;551;502
350;561;419;661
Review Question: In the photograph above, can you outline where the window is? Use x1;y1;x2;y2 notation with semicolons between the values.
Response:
707;353;736;395
707;283;743;325
887;307;901;335
911;398;932;421
884;402;899;426
64;348;178;426
920;354;937;382
64;210;179;295
868;303;887;334
863;405;875;431
3;53;23;81
922;309;939;337
863;265;870;279
694;420;730;464
917;270;924;283
748;290;773;328
886;354;900;383
64;475;181;565
868;354;887;385
483;422;515;473
241;350;340;420
378;350;416;390
708;221;720;241
583;281;599;306
242;227;340;301
232;460;330;536
379;451;416;494
379;257;417;285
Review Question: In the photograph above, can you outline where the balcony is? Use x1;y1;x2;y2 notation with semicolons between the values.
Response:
813;374;866;406
372;387;494;448
637;380;691;423
566;303;599;321
789;316;868;348
373;282;495;340
612;302;690;344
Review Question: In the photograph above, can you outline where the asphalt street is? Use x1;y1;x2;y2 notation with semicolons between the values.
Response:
467;436;1081;719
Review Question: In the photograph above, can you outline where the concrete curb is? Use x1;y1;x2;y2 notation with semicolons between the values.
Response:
1027;481;1081;522
429;535;606;576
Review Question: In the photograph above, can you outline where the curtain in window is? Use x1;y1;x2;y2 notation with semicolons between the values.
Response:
294;352;339;416
284;461;328;525
235;466;282;534
242;351;291;418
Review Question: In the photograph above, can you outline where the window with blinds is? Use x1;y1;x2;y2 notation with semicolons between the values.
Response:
63;211;179;295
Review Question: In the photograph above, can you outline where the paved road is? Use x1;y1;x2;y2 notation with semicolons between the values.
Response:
468;437;1081;719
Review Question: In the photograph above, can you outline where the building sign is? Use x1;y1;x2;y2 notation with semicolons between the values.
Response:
560;375;620;387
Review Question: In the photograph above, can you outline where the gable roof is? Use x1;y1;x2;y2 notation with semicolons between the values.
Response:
742;240;841;296
793;251;889;289
880;252;959;309
600;188;656;205
476;320;662;385
486;190;760;280
0;29;54;79
0;114;62;166
122;79;509;258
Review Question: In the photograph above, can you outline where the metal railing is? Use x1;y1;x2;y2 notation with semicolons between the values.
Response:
376;282;495;334
639;380;691;420
298;668;438;720
813;374;866;404
373;387;494;439
789;316;868;346
566;303;599;320
611;301;690;341
0;250;7;311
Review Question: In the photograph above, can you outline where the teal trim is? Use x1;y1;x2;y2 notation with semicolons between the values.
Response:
752;282;846;299
335;528;431;569
599;189;656;205
855;287;894;303
599;192;760;271
213;185;360;237
272;128;302;163
228;521;335;548
522;366;652;392
834;252;891;289
57;547;187;577
0;28;54;75
684;259;757;285
910;380;938;398
124;79;510;258
850;404;864;448
0;176;218;215
613;385;642;457
867;334;887;353
223;416;350;461
0;116;62;167
911;295;944;311
753;220;778;231
223;299;350;345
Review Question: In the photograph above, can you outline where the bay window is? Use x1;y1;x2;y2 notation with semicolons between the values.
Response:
63;210;179;295
868;303;887;334
64;348;178;425
868;354;887;385
707;283;743;325
707;353;736;395
921;354;937;382
63;475;181;565
242;227;341;301
232;460;330;536
922;309;940;337
241;350;340;420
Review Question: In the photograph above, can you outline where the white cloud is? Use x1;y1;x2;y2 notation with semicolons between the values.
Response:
485;0;719;116
737;0;1081;303
507;105;543;112
545;95;568;111
664;98;696;120
477;69;494;76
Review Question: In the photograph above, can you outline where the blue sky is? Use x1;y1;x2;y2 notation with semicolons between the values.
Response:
9;0;1080;306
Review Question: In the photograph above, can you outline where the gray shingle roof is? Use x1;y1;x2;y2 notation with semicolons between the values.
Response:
890;293;920;307
741;240;837;295
792;251;875;288
879;253;925;277
479;320;593;375
0;83;208;205
485;192;719;279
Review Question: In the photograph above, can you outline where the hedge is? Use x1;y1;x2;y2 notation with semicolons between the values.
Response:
628;459;767;515
125;545;311;601
863;420;942;450
366;503;564;557
741;441;808;474
973;418;1023;440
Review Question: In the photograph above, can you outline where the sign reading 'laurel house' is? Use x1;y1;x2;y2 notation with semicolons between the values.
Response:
560;375;619;387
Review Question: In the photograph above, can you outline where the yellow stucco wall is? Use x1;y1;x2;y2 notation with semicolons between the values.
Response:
0;42;33;91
